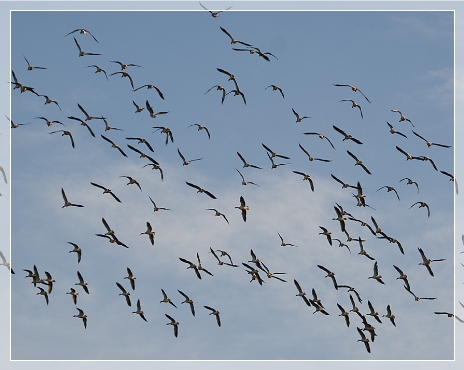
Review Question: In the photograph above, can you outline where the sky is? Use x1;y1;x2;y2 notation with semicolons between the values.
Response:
1;0;463;368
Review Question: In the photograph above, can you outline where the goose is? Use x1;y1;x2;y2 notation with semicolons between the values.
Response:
348;216;375;235
340;100;363;118
205;85;227;104
318;226;332;246
219;26;252;46
332;238;351;253
66;28;99;42
376;185;400;200
333;84;371;103
440;171;458;194
235;196;249;222
292;171;314;192
6;115;30;129
217;68;236;81
111;60;141;70
337;303;350;327
332;206;346;232
127;145;159;165
304;132;335;149
393;265;410;290
265;85;284;98
38;94;61;110
417;155;438;171
204;306;221;327
179;257;201;279
385;121;407;138
299;143;331;162
199;2;232;17
90;182;121;202
410;201;430;218
292;108;311;122
382;305;396;326
35;116;65;127
178;290;195;316
10;70;22;89
66;288;79;305
418;247;445;276
257;261;286;282
61;188;83;208
332;125;363;144
110;71;134;89
317;265;338;290
368;262;385;284
248;249;261;267
434;312;464;323
185;181;217;199
277;232;297;247
331;174;356;189
293;279;311;306
120;176;142;191
357;327;371;353
36;286;49;305
73;308;87;329
116;282;131;306
101;117;123;132
210;248;237;267
404;284;436;301
133;84;164;99
356;237;374;261
132;299;148;322
153;126;174;145
160;289;177;308
225;88;246;105
140;222;155;245
77;103;105;122
262;143;290;159
235;169;259;187
348;293;361;313
145;100;169;118
86;65;108;80
75;271;89;294
206;209;229;224
360;315;377;342
132;100;144;113
346;150;371;174
73;37;100;57
148;196;169;212
101;135;128;157
391;109;414;127
399;177;419;193
210;248;237;266
266;152;289;169
237;152;262;169
142;163;164;181
101;217;115;236
312;301;329;315
165;314;179;336
124;267;136;290
178;148;203;166
44;271;55;294
337;286;362;304
197;252;214;276
370;216;383;235
412;130;450;148
188;123;211;139
0;250;13;273
67;116;95;137
95;233;129;248
366;300;382;324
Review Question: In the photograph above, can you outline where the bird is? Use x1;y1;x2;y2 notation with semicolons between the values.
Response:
36;286;49;305
417;155;439;171
178;148;203;166
101;135;128;157
337;286;362;304
61;188;83;208
393;265;410;290
232;47;277;61
262;143;290;160
292;171;314;192
265;85;284;98
331;174;357;189
66;288;79;305
75;271;89;294
73;308;88;329
42;271;56;294
127;145;159;165
101;117;123;132
126;137;154;152
110;71;135;89
332;206;347;232
205;85;227;104
340;100;363;118
35;117;65;127
140;222;156;245
219;26;252;46
165;314;179;337
116;282;131;306
66;28;99;42
346;151;371;174
179;257;202;280
357;327;371;353
382;305;396;326
333;84;371;103
145;100;169;119
77;103;105;122
153;126;174;145
293;279;311;306
68;116;95;137
73;37;100;57
312;301;330;315
132;100;144;113
197;252;214;277
204;306;221;327
348;215;375;235
399;177;420;193
86;65;108;80
124;267;136;290
317;265;338;290
418;247;445;276
95;233;129;249
111;60;141;70
7;115;30;129
277;232;297;247
0;250;13;273
90;182;121;202
332;125;363;144
266;152;289;169
217;68;236;81
434;312;464;323
160;289;177;308
257;262;286;282
210;248;237;266
348;293;361;313
185;181;216;199
319;226;333;246
356;237;375;261
376;185;400;201
299;143;331;162
237;152;262;169
385;121;407;138
303;132;335;149
133;84;164;100
412;131;451;148
292;108;311;122
410;201;430;218
178;290;195;316
404;285;436;301
188;124;211;139
132;299;148;322
235;196;248;222
366;300;382;324
368;262;385;284
38;95;61;110
332;238;351;253
337;303;350;327
199;2;232;17
225;88;247;105
206;209;229;224
23;55;46;70
148;196;170;212
391;109;414;127
235;168;259;187
142;163;164;182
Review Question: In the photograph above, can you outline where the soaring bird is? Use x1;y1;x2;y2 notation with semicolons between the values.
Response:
399;177;420;193
165;314;179;337
178;290;196;316
35;117;65;127
331;174;356;189
219;26;252;46
90;182;121;202
133;299;148;322
292;108;311;122
49;130;74;148
386;121;407;138
86;65;108;80
73;308;88;329
412;131;451;148
160;289;177;308
340;100;363;118
265;85;284;98
146;100;169;119
124;267;136;290
337;303;350;327
148;196;169;212
376;185;400;201
101;135;128;157
391;109;414;127
277;232;297;247
357;327;371;353
303;132;335;149
368;262;385;284
36;286;49;305
199;2;232;17
262;143;290;159
418;247;445;277
204;306;221;327
140;222;156;245
317;265;338;290
205;85;226;104
185;182;217;199
111;60;142;70
61;188;83;208
188;123;211;139
153;126;174;145
77;103;105;122
393;265;410;290
75;271;89;294
404;285;436;301
294;279;311;306
24;55;46;70
293;171;314;192
332;125;363;144
334;84;371;103
382;305;396;326
237;152;262;169
38;94;61;110
206;209;229;224
410;201;430;218
347;150;371;174
66;288;79;305
366;300;382;324
235;168;259;186
110;71;135;89
116;282;131;306
318;226;332;246
133;84;164;100
235;196;249;222
73;37;100;57
178;148;203;166
299;143;331;162
179;257;201;280
126;137;154;152
66;28;99;42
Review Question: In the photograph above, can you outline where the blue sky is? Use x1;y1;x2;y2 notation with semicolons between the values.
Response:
1;0;463;368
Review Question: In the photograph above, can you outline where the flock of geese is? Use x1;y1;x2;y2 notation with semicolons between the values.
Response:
8;5;458;359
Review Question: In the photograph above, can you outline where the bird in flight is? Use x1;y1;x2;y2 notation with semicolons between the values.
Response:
333;84;371;103
24;55;46;70
292;108;311;122
220;26;252;46
74;37;100;57
265;85;284;98
61;188;83;208
185;182;217;199
340;99;363;119
199;2;232;17
66;28;99;42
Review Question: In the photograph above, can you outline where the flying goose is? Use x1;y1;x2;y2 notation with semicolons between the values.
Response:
75;271;89;294
434;312;464;323
120;176;142;191
73;308;88;329
332;125;363;144
66;29;99;42
257;261;286;282
440;171;458;194
292;171;314;192
204;306;221;327
124;267;136;290
110;71;134;89
140;222;155;245
145;100;169;118
382;305;396;326
318;226;332;246
101;117;123;132
399;177;419;193
66;288;79;305
86;65;108;80
116;282;131;306
35;116;64;127
417;155;438;171
409;201;430;218
61;188;83;208
199;2;232;17
43;271;55;294
205;85;226;104
101;135;128;157
393;265;410;290
219;26;252;46
376;185;400;200
337;286;362;304
340;100;363;118
179;257;202;279
77;103;105;122
90;182;121;202
160;289;177;308
368;262;385;284
197;252;214;277
38;94;61;109
178;148;203;166
333;84;371;103
111;60;142;70
331;174;356;189
235;168;259;186
337;303;350;327
67;116;95;137
153;126;174;145
357;327;371;353
148;196;169;212
237;152;262;169
36;286;49;305
73;37;100;57
412;130;451;148
332;206;346;232
132;100;144;113
356;237;374;261
178;290;195;316
225;88;247;105
165;314;179;336
293;279;311;306
210;248;237;266
262;143;290;160
404;285;436;301
127;145;159;165
235;196;249;222
366;300;382;324
277;232;297;247
385;121;407;138
206;209;229;224
391;109;414;127
292;108;311;122
347;150;371;174
24;55;46;70
317;265;338;290
299;143;331;162
265;85;284;98
266;152;289;169
133;84;164;99
303;132;335;149
133;299;147;322
185;181;217;199
418;247;445;276
188;123;211;139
